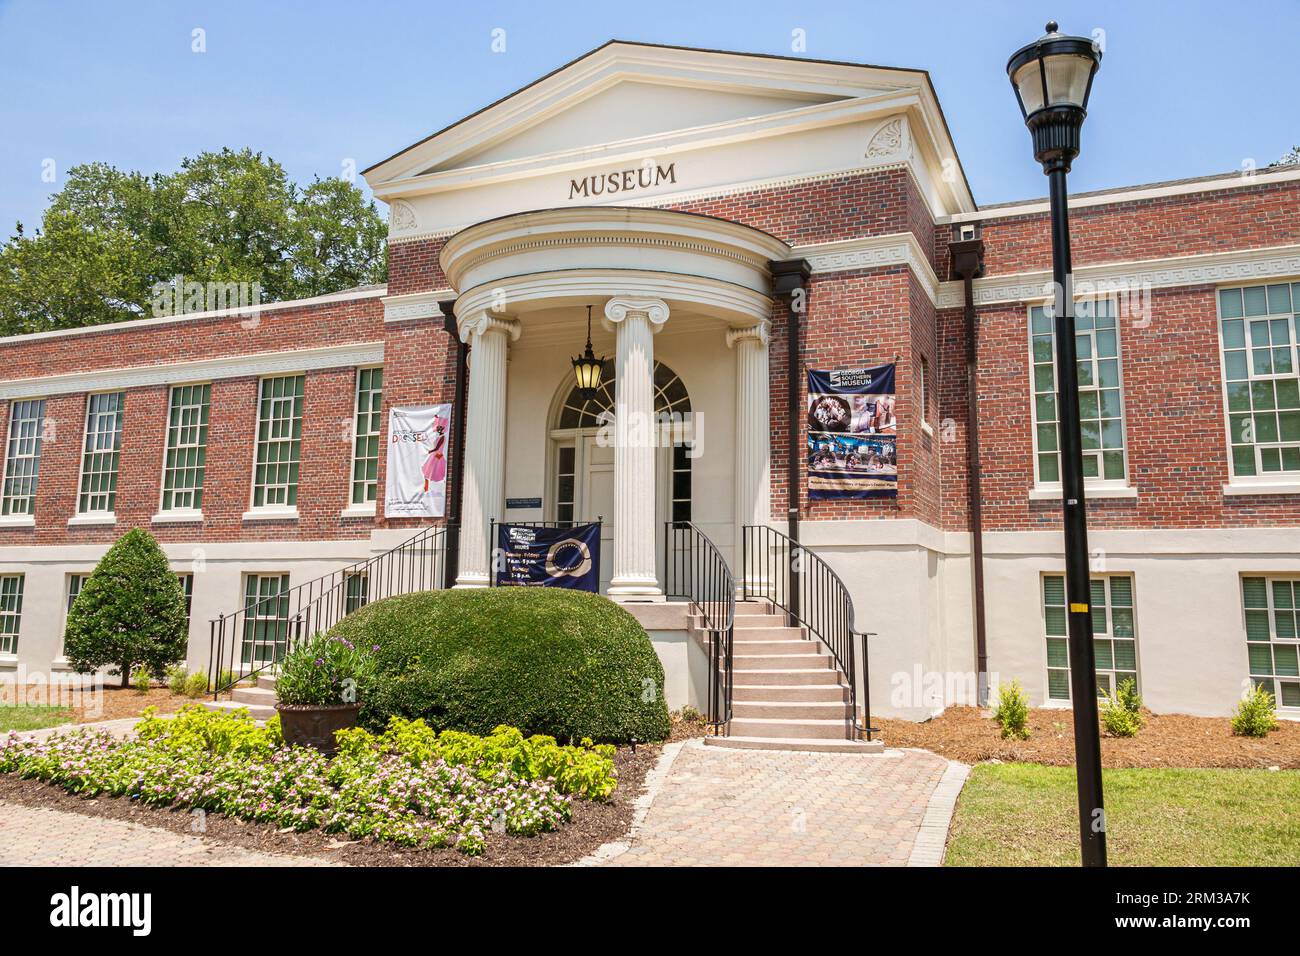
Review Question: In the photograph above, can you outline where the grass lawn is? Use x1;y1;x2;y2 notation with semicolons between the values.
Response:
0;705;74;733
947;763;1300;866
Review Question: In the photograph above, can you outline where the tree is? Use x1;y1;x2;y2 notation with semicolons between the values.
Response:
0;148;387;336
1278;146;1300;166
63;529;190;687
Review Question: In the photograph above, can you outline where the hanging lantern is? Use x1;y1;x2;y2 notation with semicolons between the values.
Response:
571;304;605;398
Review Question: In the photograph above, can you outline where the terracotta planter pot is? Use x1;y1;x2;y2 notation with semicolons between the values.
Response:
275;702;361;755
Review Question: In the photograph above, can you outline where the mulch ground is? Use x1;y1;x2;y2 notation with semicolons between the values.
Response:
0;741;661;867
1;684;196;723
875;706;1300;769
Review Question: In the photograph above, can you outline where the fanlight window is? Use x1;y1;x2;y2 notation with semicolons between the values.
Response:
557;361;691;429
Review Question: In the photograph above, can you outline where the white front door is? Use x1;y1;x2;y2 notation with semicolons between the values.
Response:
581;436;616;592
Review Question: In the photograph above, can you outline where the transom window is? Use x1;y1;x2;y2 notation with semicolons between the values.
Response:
351;367;383;505
0;574;23;656
556;360;691;430
162;384;210;512
1044;574;1137;700
1219;283;1300;478
242;573;291;665
1242;576;1300;709
1030;300;1127;484
252;375;304;509
78;392;124;514
2;399;45;516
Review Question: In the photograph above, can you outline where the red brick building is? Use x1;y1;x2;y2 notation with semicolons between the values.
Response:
2;42;1298;727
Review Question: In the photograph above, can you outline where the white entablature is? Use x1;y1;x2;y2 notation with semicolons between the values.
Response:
363;41;976;240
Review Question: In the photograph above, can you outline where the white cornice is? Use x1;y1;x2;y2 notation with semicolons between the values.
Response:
0;287;387;348
382;289;456;323
0;342;384;400
936;243;1300;310
793;232;939;303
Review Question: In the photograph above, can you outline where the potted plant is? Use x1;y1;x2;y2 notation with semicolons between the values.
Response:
273;632;376;754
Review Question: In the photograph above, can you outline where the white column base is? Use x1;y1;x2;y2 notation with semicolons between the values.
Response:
453;575;491;589
607;580;665;602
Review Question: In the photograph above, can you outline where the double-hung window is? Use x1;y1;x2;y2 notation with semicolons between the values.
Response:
252;375;304;509
0;574;24;655
2;399;45;516
1242;576;1300;709
1218;283;1300;480
1030;300;1127;486
351;368;382;505
241;573;290;665
78;392;124;514
1043;573;1138;700
161;384;210;512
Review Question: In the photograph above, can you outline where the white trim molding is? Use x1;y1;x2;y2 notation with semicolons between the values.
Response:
0;514;35;528
793;232;939;302
382;289;456;323
67;513;116;528
0;342;384;401
937;243;1300;310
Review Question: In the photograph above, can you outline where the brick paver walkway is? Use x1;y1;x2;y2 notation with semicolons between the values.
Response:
605;742;951;866
0;801;334;867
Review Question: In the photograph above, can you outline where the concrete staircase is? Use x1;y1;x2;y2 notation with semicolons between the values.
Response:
697;600;883;754
203;675;278;720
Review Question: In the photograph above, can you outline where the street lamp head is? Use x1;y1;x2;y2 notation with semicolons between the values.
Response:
1007;21;1102;173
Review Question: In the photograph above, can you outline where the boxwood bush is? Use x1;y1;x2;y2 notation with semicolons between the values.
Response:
326;588;671;743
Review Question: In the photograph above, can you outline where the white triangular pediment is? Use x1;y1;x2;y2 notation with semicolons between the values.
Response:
425;79;852;173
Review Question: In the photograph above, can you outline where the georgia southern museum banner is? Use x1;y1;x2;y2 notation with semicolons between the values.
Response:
806;364;898;500
494;523;600;592
384;403;451;518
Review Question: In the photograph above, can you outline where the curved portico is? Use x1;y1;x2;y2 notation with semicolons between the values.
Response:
440;206;790;598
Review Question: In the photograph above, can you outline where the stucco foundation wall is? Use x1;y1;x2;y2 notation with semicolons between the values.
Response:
647;629;708;713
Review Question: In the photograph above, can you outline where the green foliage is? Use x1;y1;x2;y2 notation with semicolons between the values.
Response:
215;669;240;691
327;588;671;743
63;530;188;687
183;672;209;699
131;665;151;694
165;664;189;695
0;706;611;856
275;631;377;707
1100;677;1144;738
0;149;387;336
1232;685;1279;738
992;679;1031;740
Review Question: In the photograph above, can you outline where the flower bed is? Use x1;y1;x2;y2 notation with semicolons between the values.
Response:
0;706;618;855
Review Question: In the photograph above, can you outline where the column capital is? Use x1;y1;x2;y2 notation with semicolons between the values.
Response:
602;296;669;332
459;310;521;344
726;321;770;348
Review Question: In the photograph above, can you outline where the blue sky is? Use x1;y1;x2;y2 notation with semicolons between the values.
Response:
1;0;1296;231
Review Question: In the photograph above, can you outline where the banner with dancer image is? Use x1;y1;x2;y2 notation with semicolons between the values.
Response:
384;403;452;518
806;364;897;499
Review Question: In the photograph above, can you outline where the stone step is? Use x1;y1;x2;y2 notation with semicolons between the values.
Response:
732;640;821;656
232;686;277;706
732;683;851;702
728;716;852;740
730;654;835;671
732;700;853;720
703;735;884;754
730;615;789;628
257;675;277;691
202;699;276;721
728;626;809;641
733;602;775;616
730;668;845;686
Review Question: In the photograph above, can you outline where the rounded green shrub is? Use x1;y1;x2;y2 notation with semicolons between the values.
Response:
326;588;670;743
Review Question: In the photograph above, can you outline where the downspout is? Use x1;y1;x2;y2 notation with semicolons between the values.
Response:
440;300;469;589
947;228;989;704
768;258;812;624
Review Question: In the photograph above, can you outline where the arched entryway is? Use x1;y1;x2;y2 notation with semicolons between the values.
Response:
549;360;693;592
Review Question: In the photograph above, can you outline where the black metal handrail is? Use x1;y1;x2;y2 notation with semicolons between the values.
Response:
207;523;456;697
663;520;735;735
742;524;877;741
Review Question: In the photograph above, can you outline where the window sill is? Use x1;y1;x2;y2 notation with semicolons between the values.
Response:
152;510;204;524
242;507;299;522
0;514;35;528
340;502;377;519
1223;482;1300;497
68;513;116;527
0;654;17;669
920;420;934;438
1028;486;1137;501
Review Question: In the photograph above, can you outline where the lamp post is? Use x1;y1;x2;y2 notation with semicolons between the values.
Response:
1007;21;1107;867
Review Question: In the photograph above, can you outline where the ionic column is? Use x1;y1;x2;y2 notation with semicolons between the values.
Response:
728;322;772;593
603;297;669;600
455;311;520;587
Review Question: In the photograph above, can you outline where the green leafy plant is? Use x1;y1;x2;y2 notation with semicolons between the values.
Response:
182;671;209;699
215;669;239;691
1232;684;1279;738
992;679;1031;740
328;588;670;743
62;529;189;687
274;632;377;707
165;664;189;696
131;665;151;694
